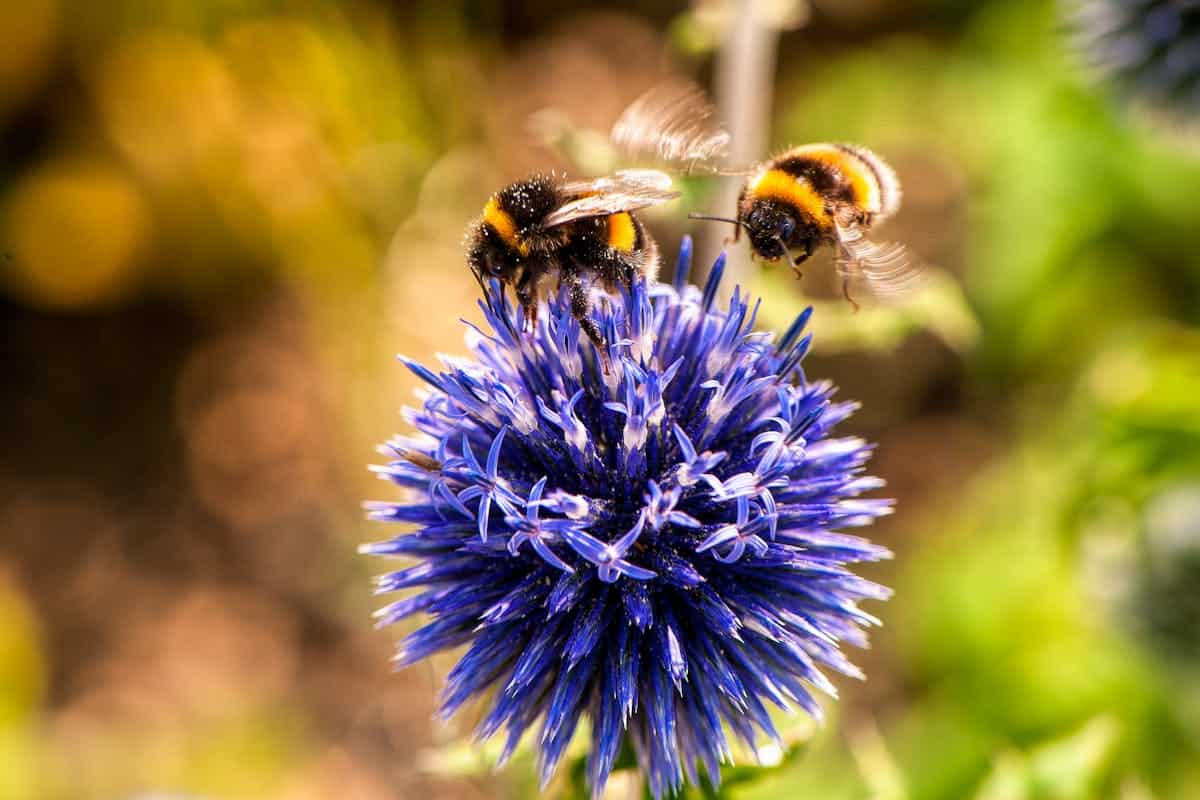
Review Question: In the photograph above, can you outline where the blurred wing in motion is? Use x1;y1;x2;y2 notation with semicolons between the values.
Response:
834;223;924;299
611;82;731;167
545;170;679;228
560;168;674;196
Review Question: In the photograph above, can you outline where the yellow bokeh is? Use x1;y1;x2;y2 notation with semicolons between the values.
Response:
95;30;240;182
0;0;58;112
3;159;150;309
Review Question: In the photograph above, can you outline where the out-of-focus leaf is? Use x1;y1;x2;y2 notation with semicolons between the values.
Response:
971;716;1120;800
750;266;979;355
848;719;908;800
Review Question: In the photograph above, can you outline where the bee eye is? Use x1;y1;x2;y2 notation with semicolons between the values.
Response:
778;217;796;240
481;255;502;276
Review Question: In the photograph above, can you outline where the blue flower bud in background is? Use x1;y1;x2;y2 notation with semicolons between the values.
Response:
1066;0;1200;117
363;238;893;797
1128;483;1200;663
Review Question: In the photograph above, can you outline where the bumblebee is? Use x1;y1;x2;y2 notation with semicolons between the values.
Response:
467;169;677;366
730;143;907;305
613;83;915;304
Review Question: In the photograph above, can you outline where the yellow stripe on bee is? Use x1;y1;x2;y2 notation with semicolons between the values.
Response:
750;169;830;225
483;197;529;256
790;144;880;213
607;212;637;252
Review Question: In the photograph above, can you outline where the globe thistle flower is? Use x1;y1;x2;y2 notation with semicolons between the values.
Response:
1066;0;1200;117
363;238;892;797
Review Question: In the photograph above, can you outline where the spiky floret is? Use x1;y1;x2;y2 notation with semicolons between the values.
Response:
1066;0;1200;116
363;238;893;797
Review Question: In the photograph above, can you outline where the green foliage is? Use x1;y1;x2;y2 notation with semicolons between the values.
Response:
751;266;980;355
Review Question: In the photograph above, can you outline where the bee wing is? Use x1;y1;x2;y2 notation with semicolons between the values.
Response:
834;223;925;299
544;170;679;228
559;168;675;196
611;81;731;168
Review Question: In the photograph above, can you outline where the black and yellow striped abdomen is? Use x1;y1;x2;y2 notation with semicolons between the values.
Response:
744;143;901;227
736;143;902;264
605;212;638;253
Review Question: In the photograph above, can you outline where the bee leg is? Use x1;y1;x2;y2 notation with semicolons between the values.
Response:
516;272;537;332
517;297;538;332
791;248;810;280
725;216;742;247
569;278;610;375
841;275;861;313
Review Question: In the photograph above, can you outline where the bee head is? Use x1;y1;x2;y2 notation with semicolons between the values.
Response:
468;224;519;283
743;200;799;261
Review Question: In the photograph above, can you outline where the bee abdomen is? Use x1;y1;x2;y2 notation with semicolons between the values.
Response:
607;212;638;253
832;143;902;220
770;144;901;221
631;214;658;284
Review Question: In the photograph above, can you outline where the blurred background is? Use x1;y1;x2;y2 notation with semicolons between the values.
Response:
2;0;1199;798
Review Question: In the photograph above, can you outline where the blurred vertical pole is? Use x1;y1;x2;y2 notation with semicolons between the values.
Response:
699;0;781;293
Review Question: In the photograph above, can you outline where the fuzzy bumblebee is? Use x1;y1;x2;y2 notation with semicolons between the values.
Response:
467;170;676;363
614;83;916;304
734;144;905;302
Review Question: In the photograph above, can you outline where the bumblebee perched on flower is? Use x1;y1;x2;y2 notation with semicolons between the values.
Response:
466;170;677;366
613;83;916;305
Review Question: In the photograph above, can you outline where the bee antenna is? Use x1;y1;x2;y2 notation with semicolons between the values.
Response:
469;264;492;298
688;213;744;230
774;235;793;260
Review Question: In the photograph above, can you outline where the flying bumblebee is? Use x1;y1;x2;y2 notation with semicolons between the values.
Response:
467;169;677;368
612;83;916;305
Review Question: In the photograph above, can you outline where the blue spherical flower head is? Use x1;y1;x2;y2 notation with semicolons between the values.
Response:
1067;0;1200;118
364;238;893;798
